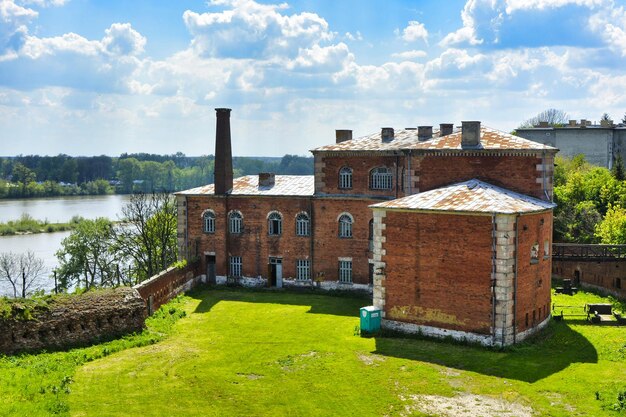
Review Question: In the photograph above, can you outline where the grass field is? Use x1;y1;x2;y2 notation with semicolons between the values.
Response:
2;287;626;416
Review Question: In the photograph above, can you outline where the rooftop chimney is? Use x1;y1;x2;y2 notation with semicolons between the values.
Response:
335;130;353;144
381;127;394;143
258;172;275;187
568;119;577;127
461;121;481;148
580;119;587;128
214;108;233;195
418;126;433;141
439;123;453;137
538;121;549;128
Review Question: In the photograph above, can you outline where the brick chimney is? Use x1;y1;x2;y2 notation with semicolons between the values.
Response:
439;123;453;137
568;120;577;127
381;127;394;143
461;121;481;148
214;108;233;195
258;172;275;187
418;126;433;141
336;130;353;143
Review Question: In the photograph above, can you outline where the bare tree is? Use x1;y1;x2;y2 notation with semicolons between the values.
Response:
0;251;45;298
601;112;611;122
518;108;570;128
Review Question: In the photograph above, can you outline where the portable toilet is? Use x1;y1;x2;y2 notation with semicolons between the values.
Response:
360;306;381;333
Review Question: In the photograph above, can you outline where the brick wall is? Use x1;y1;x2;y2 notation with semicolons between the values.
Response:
553;260;626;299
315;154;405;198
515;212;552;333
380;211;494;334
186;195;313;280
134;261;202;314
415;155;551;200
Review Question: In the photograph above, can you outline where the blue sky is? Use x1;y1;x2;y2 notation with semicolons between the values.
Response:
1;0;626;157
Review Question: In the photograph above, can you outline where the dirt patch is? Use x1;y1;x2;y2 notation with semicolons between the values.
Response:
404;394;533;417
357;352;386;366
237;373;264;380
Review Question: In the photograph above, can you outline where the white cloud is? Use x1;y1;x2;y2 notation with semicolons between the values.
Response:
102;23;146;56
504;0;604;13
391;50;427;60
287;43;353;72
399;20;428;43
182;0;332;59
0;0;37;60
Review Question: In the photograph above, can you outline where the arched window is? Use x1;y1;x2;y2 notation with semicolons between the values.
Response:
338;213;353;238
370;167;392;190
203;210;215;233
268;211;282;235
229;211;243;234
339;167;352;189
295;212;310;236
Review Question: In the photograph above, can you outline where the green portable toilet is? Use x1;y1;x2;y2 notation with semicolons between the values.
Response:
360;306;382;333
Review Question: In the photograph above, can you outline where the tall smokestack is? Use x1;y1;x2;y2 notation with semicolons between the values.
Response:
214;108;233;195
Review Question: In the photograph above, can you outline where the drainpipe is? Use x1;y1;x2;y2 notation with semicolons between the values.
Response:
309;197;314;284
395;155;400;198
184;196;189;260
542;151;550;202
407;150;412;195
513;214;520;344
491;213;497;346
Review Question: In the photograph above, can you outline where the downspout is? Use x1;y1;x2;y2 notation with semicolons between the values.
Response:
491;213;497;347
395;155;400;198
407;150;412;195
513;214;520;344
542;151;550;202
184;196;189;260
309;197;314;284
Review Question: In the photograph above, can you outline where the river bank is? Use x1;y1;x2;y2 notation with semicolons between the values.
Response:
0;215;83;236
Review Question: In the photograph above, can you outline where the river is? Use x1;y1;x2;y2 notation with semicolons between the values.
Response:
0;194;130;296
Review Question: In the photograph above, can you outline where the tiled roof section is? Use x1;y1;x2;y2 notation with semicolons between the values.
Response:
370;179;555;214
176;175;314;196
311;126;556;152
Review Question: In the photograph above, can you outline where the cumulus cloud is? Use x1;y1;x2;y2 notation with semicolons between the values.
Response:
102;23;146;56
182;0;333;59
0;0;37;60
398;20;428;43
391;50;427;60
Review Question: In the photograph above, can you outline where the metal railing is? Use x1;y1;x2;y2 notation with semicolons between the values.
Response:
552;243;626;260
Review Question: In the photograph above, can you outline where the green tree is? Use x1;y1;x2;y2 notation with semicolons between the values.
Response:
595;205;626;244
113;193;177;283
56;218;119;291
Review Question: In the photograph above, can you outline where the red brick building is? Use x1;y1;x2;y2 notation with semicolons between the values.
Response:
176;109;557;346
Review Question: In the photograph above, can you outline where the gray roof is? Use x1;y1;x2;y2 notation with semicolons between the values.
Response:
370;179;555;214
176;175;314;197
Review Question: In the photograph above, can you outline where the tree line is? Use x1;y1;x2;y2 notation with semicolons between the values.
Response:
554;154;626;244
0;153;313;198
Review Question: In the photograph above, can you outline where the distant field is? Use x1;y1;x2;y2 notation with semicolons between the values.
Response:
2;288;626;416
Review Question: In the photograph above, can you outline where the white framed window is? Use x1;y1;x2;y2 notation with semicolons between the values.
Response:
338;213;353;238
229;256;242;277
295;212;310;236
268;211;282;235
296;259;310;280
339;259;352;283
370;167;392;190
339;167;352;189
543;239;550;258
202;210;215;233
229;211;243;234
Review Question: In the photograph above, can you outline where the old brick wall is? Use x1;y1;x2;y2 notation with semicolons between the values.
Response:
134;261;202;314
381;211;494;334
312;197;378;285
553;260;626;299
415;155;551;200
515;212;552;333
315;154;406;198
186;195;313;280
0;288;146;355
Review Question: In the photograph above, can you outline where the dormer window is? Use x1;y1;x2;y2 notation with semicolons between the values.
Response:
339;167;353;189
370;167;392;190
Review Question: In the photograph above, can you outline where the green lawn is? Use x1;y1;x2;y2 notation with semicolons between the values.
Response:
2;288;626;416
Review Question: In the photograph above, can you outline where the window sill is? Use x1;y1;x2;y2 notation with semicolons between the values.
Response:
530;259;539;265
